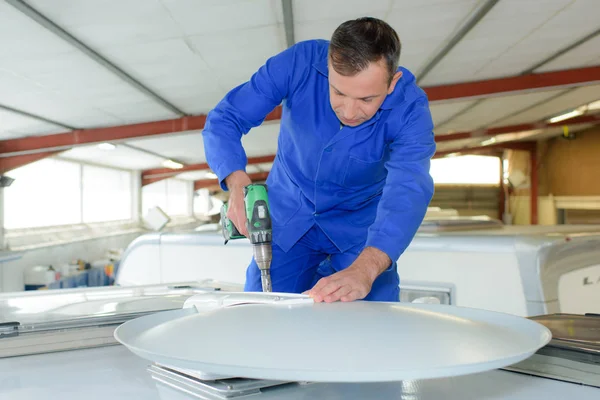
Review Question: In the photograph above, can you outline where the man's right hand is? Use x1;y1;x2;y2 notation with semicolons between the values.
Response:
224;170;253;237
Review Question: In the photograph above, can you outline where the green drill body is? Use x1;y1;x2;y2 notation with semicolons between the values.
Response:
220;183;273;292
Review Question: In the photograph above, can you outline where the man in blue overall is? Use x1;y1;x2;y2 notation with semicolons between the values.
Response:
202;17;436;303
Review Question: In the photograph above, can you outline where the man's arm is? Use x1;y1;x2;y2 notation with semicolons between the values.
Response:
202;43;306;191
307;99;436;302
202;43;311;235
364;99;436;264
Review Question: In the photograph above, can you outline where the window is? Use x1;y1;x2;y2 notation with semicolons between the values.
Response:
430;155;500;185
142;179;191;217
4;159;81;229
194;188;223;216
4;159;137;229
142;180;167;216
82;165;132;223
166;179;190;216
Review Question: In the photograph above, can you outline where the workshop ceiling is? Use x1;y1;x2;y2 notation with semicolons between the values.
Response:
0;0;599;185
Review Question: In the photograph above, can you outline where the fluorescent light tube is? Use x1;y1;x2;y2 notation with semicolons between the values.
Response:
163;159;184;169
97;143;116;150
481;137;497;146
548;109;584;123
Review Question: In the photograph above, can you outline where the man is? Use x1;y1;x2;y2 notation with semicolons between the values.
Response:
202;17;436;303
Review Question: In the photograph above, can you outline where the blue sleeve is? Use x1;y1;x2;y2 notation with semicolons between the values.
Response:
365;99;436;263
202;43;307;190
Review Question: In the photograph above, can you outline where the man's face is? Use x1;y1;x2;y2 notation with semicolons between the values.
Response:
328;58;402;127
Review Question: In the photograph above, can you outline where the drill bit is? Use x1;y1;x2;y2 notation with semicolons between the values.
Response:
260;270;272;293
253;243;272;292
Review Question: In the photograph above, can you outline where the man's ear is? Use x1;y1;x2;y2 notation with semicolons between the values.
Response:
387;71;403;94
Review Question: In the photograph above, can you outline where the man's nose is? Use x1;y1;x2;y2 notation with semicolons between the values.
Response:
344;99;359;119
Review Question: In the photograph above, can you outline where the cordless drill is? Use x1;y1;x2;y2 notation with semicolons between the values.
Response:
220;184;273;292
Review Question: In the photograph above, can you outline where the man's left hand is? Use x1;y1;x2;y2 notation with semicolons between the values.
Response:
306;265;374;303
306;247;391;303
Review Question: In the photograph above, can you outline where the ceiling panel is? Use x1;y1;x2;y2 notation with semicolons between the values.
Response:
0;109;65;139
160;0;282;37
166;91;229;116
186;25;284;72
242;122;280;157
99;37;223;115
429;100;477;128
0;2;75;58
387;0;479;74
246;163;274;174
183;25;285;112
420;0;576;85
0;131;26;141
173;163;275;181
435;137;484;152
0;70;122;128
295;12;387;43
23;0;240;117
293;0;391;23
19;0;285;121
0;1;176;128
131;122;279;166
127;132;205;164
3;52;140;99
177;170;212;181
294;1;479;74
535;33;600;73
90;38;213;90
252;162;274;171
0;72;174;126
489;84;600;127
58;143;164;170
25;0;181;48
465;0;600;79
436;89;566;133
99;99;180;124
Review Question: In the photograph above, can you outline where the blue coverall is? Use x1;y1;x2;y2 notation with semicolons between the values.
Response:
202;39;436;301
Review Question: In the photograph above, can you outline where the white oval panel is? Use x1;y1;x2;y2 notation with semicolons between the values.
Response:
115;300;551;382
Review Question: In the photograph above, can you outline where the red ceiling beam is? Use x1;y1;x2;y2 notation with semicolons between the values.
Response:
194;171;270;191
0;107;283;157
435;113;600;143
425;65;600;101
142;175;176;186
143;162;209;180
0;116;203;156
142;155;275;180
143;155;275;187
0;150;65;174
434;141;535;158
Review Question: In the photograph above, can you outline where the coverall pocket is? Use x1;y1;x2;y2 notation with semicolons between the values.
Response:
343;156;387;188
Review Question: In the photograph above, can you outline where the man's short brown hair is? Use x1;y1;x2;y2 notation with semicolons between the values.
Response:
329;17;401;85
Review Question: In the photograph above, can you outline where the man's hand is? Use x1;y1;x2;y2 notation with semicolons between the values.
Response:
225;170;252;237
306;247;391;303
